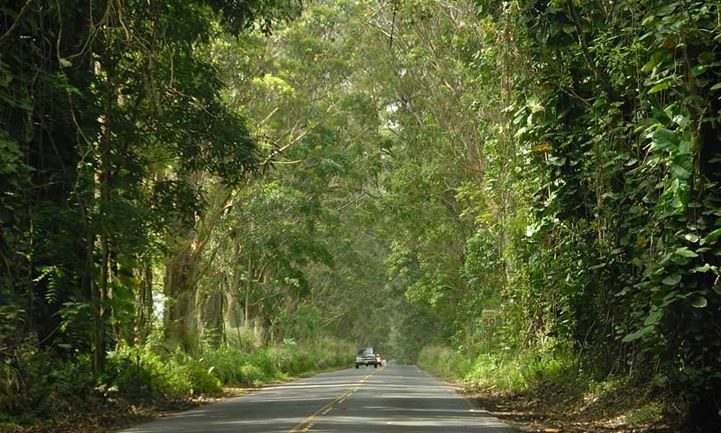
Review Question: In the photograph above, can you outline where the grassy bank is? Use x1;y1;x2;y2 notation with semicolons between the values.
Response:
0;338;354;432
417;344;586;394
417;345;674;432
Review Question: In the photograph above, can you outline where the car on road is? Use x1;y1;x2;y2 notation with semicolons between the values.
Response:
355;347;379;368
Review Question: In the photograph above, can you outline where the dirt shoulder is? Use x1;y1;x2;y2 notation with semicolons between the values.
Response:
2;389;251;433
467;385;678;433
2;366;344;433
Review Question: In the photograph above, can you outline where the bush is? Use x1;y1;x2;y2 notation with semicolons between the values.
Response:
104;345;222;400
175;355;222;396
0;362;21;413
200;345;246;385
0;349;95;423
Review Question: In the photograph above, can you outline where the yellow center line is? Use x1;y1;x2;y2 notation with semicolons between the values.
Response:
287;366;385;433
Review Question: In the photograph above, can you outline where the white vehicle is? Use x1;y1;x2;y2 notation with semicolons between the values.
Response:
355;347;379;368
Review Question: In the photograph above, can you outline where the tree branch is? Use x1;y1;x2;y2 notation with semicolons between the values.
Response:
0;0;34;47
566;2;618;101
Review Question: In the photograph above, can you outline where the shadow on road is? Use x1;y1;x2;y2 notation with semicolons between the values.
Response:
123;366;514;433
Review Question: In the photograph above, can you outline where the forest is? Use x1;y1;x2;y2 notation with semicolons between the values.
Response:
1;0;720;432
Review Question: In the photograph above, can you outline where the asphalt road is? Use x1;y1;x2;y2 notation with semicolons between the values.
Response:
121;364;514;433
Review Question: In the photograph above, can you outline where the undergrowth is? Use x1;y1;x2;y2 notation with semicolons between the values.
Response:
417;345;670;429
418;344;585;394
0;337;354;430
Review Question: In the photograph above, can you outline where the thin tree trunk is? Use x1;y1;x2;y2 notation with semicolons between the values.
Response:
135;258;153;345
89;231;103;374
93;18;115;373
220;290;226;345
245;253;252;329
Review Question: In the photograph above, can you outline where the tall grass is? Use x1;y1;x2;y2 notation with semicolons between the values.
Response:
201;337;354;386
417;344;584;394
416;346;473;379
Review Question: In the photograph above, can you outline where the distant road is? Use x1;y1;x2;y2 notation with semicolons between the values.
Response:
121;364;514;433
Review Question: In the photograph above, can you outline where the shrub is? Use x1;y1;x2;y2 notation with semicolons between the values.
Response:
174;355;222;396
0;362;21;412
201;346;246;385
105;345;222;400
0;348;95;423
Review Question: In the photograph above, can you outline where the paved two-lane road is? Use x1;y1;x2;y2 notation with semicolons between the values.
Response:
121;364;514;433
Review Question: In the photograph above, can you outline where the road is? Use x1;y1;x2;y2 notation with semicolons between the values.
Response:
121;364;514;433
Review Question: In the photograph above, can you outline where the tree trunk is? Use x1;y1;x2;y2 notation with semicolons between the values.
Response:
87;230;103;374
135;259;153;345
164;244;199;353
92;19;116;373
202;290;225;347
244;249;254;330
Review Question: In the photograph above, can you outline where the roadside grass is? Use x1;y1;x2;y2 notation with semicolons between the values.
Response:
0;337;354;433
201;337;354;387
418;345;585;395
417;345;670;432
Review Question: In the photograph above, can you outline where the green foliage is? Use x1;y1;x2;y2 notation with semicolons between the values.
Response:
201;338;354;386
3;0;721;429
0;337;351;427
416;345;473;380
0;349;95;423
419;343;583;395
339;0;721;425
468;350;583;395
105;346;223;399
451;0;721;426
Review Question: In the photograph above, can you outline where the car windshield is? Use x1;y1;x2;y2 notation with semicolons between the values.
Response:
357;348;374;355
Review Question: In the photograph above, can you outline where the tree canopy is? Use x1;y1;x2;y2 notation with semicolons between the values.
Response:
1;0;720;430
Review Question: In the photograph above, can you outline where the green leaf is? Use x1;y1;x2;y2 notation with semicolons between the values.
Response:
643;309;662;326
648;80;672;94
684;233;700;243
703;228;721;245
690;295;708;309
662;273;682;285
656;2;679;16
692;64;709;77
670;163;691;179
58;57;72;68
675;247;699;258
622;325;653;343
642;50;665;72
693;264;712;273
649;128;679;151
514;127;528;138
673;114;689;128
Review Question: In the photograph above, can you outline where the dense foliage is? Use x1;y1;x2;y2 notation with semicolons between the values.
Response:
1;0;720;430
387;0;721;428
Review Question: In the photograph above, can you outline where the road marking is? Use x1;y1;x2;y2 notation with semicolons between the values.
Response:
287;367;384;433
